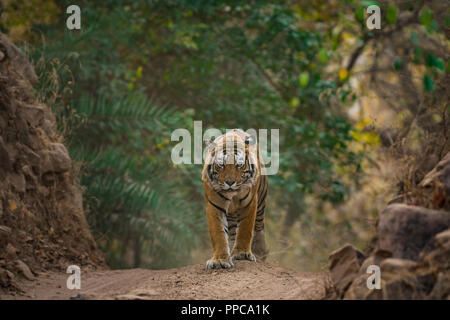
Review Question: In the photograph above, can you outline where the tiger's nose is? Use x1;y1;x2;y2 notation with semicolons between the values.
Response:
225;180;235;186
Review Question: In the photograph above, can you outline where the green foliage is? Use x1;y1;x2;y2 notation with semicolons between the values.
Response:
386;4;398;25
423;74;434;92
419;7;433;28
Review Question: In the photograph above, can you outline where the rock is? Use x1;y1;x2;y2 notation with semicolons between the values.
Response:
22;165;37;187
129;288;159;296
0;137;13;172
328;244;366;298
0;225;11;248
380;258;418;274
0;268;9;286
21;144;41;168
359;249;392;274
382;275;422;299
39;143;72;174
377;204;450;260
115;294;149;300
2;142;18;168
427;272;450;299
0;33;38;84
0;225;12;237
14;259;34;281
5;243;18;259
6;269;15;280
343;273;383;300
9;172;26;193
17;105;45;128
70;292;89;300
421;229;450;270
433;228;450;249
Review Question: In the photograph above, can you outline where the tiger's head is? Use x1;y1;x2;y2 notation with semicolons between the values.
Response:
203;129;259;194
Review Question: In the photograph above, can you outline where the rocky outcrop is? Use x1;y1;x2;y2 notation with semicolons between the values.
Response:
0;33;104;293
377;204;450;260
328;244;366;298
327;152;450;299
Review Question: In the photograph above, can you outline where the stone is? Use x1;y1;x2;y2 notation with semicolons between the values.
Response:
70;292;89;300
5;243;17;259
377;204;450;260
9;172;26;193
421;229;450;270
0;137;13;172
359;249;392;274
22;165;37;187
14;259;34;281
17;105;45;128
380;258;418;274
0;225;12;236
39;143;72;174
433;228;450;249
328;244;366;298
0;268;9;286
0;33;38;84
344;272;386;300
0;225;11;248
427;272;450;299
21;144;41;167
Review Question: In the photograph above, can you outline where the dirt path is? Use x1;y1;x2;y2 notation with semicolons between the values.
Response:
1;261;330;300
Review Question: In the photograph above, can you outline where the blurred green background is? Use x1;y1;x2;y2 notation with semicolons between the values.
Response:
1;0;448;271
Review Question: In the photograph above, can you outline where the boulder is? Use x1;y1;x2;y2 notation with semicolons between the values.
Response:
422;228;450;271
328;244;366;298
377;204;450;260
39;143;72;174
427;272;450;299
381;275;423;299
359;249;392;274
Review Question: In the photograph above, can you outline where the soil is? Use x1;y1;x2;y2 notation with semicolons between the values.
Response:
0;261;330;300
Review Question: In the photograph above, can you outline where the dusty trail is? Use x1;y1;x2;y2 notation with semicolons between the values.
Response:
1;261;330;300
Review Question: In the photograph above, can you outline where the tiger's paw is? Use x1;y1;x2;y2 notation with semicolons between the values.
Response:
206;257;234;269
232;250;256;262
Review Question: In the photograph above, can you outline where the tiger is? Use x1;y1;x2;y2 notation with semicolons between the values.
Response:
202;128;268;269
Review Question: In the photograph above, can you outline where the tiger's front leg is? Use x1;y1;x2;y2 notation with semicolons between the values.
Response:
231;195;257;262
205;202;233;269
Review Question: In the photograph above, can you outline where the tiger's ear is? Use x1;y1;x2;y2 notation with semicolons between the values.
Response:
245;135;256;146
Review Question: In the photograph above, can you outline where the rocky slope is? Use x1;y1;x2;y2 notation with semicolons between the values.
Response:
327;153;450;299
0;33;104;294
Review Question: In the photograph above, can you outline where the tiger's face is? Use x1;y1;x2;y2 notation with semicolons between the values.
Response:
206;135;257;193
